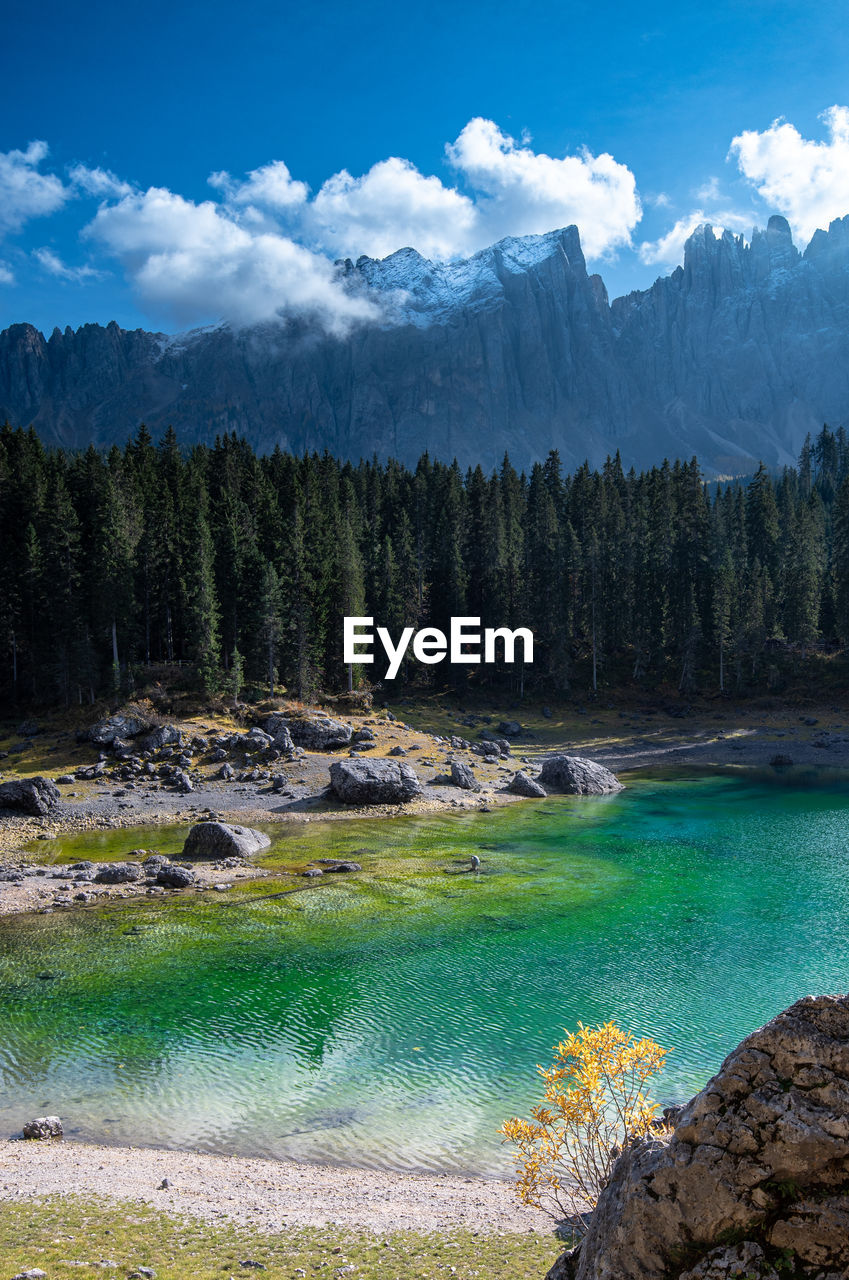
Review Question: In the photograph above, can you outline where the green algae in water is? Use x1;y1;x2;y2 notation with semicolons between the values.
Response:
3;771;849;1174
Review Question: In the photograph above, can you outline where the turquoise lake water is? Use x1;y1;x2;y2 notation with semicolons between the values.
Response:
1;767;848;1175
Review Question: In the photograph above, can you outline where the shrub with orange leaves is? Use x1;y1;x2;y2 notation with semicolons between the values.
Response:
500;1021;667;1226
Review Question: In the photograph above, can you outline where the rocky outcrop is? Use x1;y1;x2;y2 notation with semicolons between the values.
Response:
182;821;271;859
537;756;623;795
329;758;422;805
549;993;849;1280
286;713;353;750
508;770;546;797
8;217;849;476
0;776;60;815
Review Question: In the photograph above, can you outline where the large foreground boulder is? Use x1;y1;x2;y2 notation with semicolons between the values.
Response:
550;993;849;1280
537;755;623;795
182;821;271;859
329;758;422;805
0;776;60;816
287;712;353;750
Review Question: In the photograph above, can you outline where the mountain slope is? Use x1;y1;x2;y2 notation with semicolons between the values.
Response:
3;216;849;474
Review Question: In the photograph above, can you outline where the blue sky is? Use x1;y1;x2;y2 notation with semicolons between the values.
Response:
4;0;849;333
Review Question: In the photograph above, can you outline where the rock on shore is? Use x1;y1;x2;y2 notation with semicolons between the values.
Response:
549;992;849;1280
0;776;60;816
537;756;623;795
329;758;422;805
182;821;271;859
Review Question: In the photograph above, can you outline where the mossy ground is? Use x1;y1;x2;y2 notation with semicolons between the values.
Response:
0;1196;562;1279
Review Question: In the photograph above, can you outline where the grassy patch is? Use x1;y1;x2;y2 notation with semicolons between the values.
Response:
0;1195;562;1279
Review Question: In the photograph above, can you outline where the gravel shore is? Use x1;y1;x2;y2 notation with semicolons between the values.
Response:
0;1139;553;1234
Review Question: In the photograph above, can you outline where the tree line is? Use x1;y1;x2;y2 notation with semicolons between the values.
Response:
1;421;848;709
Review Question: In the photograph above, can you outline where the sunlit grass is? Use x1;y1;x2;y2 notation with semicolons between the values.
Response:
0;1195;562;1279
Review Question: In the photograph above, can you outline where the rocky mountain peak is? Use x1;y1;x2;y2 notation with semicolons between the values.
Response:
3;212;849;476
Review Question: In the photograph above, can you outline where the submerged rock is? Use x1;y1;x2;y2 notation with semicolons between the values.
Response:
0;776;60;816
508;770;546;798
182;821;271;859
329;758;422;805
549;993;849;1280
537;755;623;795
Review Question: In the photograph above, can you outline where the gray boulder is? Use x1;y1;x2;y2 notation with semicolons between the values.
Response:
182;821;271;859
508;770;546;797
93;862;143;884
263;714;295;753
87;714;149;744
550;993;849;1280
537;754;623;795
288;713;353;750
139;724;183;752
329;758;422;805
450;761;480;791
0;776;60;815
498;720;522;736
22;1115;63;1139
156;863;195;888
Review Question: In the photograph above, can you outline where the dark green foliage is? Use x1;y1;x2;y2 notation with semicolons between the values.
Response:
0;423;845;706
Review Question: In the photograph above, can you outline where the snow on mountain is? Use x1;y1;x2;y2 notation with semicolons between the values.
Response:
4;217;849;476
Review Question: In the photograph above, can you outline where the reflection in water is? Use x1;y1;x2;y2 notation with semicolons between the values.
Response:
2;769;849;1173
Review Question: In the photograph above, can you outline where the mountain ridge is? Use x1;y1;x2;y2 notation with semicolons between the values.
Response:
3;214;849;474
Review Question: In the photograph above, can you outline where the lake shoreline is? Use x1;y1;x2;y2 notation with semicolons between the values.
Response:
2;702;849;915
0;1137;555;1235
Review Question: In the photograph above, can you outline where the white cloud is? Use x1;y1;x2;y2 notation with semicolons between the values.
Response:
639;209;752;267
0;262;15;285
85;187;378;333
69;164;134;200
0;141;70;235
209;160;308;211
72;118;644;332
310;156;478;260
695;177;721;202
730;106;849;243
445;117;641;258
33;247;103;282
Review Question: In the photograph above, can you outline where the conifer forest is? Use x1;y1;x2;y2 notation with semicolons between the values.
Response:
1;421;847;709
